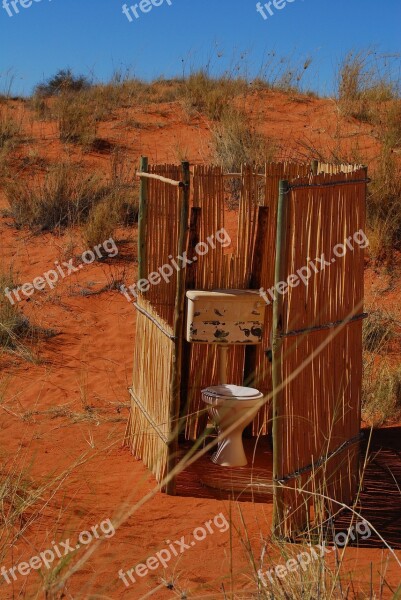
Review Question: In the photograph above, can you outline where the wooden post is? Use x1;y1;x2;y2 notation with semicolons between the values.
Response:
272;180;290;537
311;159;319;176
244;206;269;388
180;206;201;419
138;156;148;281
166;161;190;495
185;207;201;291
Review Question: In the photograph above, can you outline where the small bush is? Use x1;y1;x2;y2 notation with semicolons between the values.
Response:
83;184;138;255
0;272;30;351
0;107;20;148
363;360;401;426
367;146;401;259
382;101;401;148
337;50;399;122
34;69;91;97
56;93;98;146
98;77;181;108
109;148;139;226
5;163;108;231
363;310;397;353
183;71;246;121
254;52;313;94
83;195;121;252
29;94;52;121
211;107;276;171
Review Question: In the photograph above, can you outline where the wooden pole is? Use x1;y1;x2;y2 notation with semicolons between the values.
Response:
166;161;190;495
185;207;201;290
244;206;269;388
311;159;319;176
351;166;368;502
272;180;290;537
138;156;148;282
180;206;201;420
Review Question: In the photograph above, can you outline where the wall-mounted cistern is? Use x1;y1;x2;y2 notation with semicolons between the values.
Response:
186;290;267;467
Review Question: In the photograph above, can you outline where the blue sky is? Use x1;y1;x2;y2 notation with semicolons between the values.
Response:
0;0;400;97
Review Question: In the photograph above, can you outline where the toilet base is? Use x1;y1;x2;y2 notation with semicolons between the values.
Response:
211;431;248;467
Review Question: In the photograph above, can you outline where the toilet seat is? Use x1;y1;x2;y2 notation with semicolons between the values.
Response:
202;384;264;407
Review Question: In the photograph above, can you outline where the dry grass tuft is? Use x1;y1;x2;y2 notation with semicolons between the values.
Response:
0;272;31;352
0;106;21;148
0;271;55;362
363;360;401;426
5;150;138;239
5;162;107;231
56;93;98;147
363;309;397;353
29;94;52;121
183;71;247;121
83;148;139;251
211;107;276;171
337;50;398;122
254;51;314;94
362;309;401;425
382;101;401;149
367;147;401;262
83;196;120;251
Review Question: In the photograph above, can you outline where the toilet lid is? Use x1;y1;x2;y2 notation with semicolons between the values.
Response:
203;384;262;399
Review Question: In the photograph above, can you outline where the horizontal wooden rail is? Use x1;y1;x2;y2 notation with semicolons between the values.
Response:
289;178;371;190
222;172;266;178
136;171;184;187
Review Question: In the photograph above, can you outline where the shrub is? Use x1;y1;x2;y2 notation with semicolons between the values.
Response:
367;146;401;260
0;107;20;148
83;185;138;256
363;309;397;353
109;148;139;226
6;158;138;235
83;195;121;252
56;93;98;146
92;77;181;109
183;71;247;121
29;94;52;121
363;360;401;426
382;101;401;148
337;50;399;122
251;51;314;95
0;272;30;351
211;107;276;171
34;69;91;97
5;163;108;231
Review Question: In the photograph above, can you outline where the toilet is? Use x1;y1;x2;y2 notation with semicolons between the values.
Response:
185;289;267;468
202;384;266;467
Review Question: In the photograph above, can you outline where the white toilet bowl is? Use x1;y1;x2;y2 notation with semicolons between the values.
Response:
202;384;266;467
